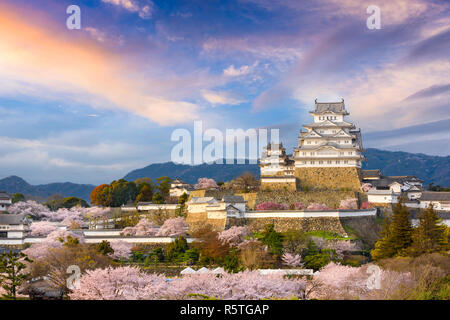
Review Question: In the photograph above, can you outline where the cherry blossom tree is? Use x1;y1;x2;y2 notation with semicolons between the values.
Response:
256;202;289;210
23;229;85;260
156;217;189;237
109;241;133;260
7;200;51;219
121;219;159;236
306;262;412;300
29;221;58;237
194;178;218;190
338;198;358;210
282;253;303;267
306;203;333;211
69;266;168;300
70;268;307;300
218;226;251;247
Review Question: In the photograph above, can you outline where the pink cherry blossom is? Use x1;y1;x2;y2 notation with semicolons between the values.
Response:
109;241;133;260
194;178;218;190
156;217;189;237
256;202;289;210
338;198;358;210
306;203;333;210
29;221;58;237
218;226;251;247
121;219;159;236
282;252;303;267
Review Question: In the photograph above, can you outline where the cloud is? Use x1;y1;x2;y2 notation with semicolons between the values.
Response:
201;90;246;106
223;64;251;76
404;84;450;101
101;0;154;19
0;5;200;126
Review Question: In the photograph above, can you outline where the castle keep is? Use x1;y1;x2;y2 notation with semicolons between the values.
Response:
260;99;364;191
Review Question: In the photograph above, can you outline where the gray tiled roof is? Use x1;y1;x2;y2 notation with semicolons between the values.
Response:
362;169;382;177
419;192;450;201
0;191;11;200
313;100;347;114
0;214;28;225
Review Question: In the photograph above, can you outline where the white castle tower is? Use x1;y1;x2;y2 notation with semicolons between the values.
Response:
259;98;365;191
293;99;365;168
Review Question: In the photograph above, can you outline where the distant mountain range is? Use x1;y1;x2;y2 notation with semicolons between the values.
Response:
0;176;95;202
124;148;450;186
0;148;448;201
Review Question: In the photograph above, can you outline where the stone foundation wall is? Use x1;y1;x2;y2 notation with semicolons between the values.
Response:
186;212;226;232
294;167;362;191
261;181;297;192
256;190;359;209
228;216;348;235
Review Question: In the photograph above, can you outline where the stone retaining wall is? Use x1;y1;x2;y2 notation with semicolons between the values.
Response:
256;190;359;209
294;167;362;191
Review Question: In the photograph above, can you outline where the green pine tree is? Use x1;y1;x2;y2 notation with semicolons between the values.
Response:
371;199;412;260
410;204;448;256
388;198;413;256
0;251;32;300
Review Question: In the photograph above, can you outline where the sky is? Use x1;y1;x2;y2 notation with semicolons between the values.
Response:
0;0;449;185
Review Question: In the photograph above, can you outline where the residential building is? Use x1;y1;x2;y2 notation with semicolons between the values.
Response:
0;191;12;212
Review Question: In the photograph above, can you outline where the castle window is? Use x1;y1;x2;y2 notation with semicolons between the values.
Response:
344;160;348;164
327;160;332;164
345;140;349;143
348;152;352;155
311;161;315;164
319;160;323;164
336;160;340;164
307;141;311;144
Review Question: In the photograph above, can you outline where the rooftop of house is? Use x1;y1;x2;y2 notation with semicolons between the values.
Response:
419;192;450;202
362;169;382;178
310;99;349;115
0;191;12;200
0;214;28;225
369;176;423;188
187;197;219;204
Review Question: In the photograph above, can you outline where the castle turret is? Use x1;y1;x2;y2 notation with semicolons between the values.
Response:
293;99;365;168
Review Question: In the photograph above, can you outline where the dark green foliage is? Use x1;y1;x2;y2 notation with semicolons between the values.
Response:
135;183;153;203
183;248;200;264
222;248;240;273
151;247;165;262
176;193;189;217
410;205;448;256
371;199;413;260
0;251;32;300
167;236;188;261
283;231;308;255
11;193;25;204
303;253;331;271
302;240;331;271
45;196;89;210
96;240;114;256
259;224;283;256
156;176;172;198
152;192;164;204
